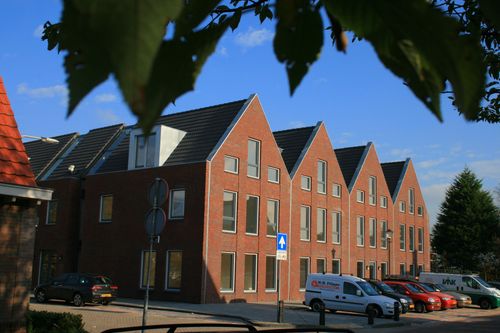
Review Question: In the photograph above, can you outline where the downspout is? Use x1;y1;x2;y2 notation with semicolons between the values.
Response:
391;201;395;275
202;161;212;304
347;190;351;274
287;178;292;301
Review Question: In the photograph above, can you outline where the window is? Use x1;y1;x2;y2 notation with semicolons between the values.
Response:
223;191;237;232
224;156;238;173
417;206;423;216
317;160;327;194
220;252;235;292
166;251;182;290
99;195;113;223
301;176;312;191
268;167;280;183
344;282;360;295
332;259;341;274
418;228;424;252
418;265;424;274
369;218;376;248
399;263;406;275
409;226;415;251
409;264;415;277
409;188;415;214
299;257;310;290
169;189;185;219
141;250;156;288
246;196;259;235
380;262;388;279
369;261;376;279
399;201;406;213
332;211;341;244
380;220;388;249
267;200;279;237
300;206;311;241
356;261;364;278
316;208;326;242
38;250;57;284
135;134;156;168
356;216;365;246
356;190;365;203
265;256;277;291
247;139;260;178
317;258;326;273
244;254;257;292
369;176;377;205
46;200;58;225
380;196;388;208
400;224;406;251
332;183;341;197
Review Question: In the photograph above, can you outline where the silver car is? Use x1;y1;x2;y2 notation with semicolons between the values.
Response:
422;282;472;308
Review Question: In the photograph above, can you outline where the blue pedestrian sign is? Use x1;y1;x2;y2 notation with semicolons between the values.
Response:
276;233;287;260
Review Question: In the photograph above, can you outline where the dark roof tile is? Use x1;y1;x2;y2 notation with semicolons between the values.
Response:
334;145;367;188
381;161;406;198
273;126;315;174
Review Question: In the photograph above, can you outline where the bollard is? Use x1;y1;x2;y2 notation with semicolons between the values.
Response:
277;300;284;323
394;301;400;321
319;303;325;326
367;306;375;325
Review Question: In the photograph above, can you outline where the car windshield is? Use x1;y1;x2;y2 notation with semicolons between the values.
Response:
405;283;423;293
434;283;447;291
92;276;113;285
474;276;492;288
418;283;435;292
378;282;395;293
357;281;379;296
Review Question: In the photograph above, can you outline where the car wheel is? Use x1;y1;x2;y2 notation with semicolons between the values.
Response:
367;305;382;318
73;293;84;307
479;299;491;310
35;290;46;303
310;299;324;312
102;301;110;306
415;302;425;313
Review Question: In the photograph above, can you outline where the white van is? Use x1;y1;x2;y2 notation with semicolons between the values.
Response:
304;273;398;317
419;272;500;309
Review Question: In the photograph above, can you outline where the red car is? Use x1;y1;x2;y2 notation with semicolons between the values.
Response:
409;282;457;310
385;281;441;313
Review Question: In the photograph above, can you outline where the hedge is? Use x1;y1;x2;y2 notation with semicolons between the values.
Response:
26;310;88;333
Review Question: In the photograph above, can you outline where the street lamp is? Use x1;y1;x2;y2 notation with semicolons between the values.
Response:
21;135;59;144
386;229;393;277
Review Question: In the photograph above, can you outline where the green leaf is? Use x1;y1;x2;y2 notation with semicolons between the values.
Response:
324;0;486;121
274;0;324;95
175;0;221;38
479;0;500;29
230;10;242;31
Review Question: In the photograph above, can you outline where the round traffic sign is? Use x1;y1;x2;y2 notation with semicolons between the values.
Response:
148;178;169;207
145;208;166;236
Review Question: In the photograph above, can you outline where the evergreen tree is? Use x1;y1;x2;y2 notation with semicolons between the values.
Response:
432;168;500;272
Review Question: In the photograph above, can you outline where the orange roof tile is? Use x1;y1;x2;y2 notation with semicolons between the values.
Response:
0;76;36;187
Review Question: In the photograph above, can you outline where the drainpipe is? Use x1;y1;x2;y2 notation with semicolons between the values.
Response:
347;190;351;274
287;178;292;301
202;161;212;304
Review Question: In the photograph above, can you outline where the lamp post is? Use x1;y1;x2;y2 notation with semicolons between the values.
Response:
21;135;59;144
386;229;393;277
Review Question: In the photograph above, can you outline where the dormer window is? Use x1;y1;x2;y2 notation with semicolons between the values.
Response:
135;134;156;168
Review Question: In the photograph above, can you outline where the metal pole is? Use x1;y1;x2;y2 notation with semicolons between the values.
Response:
276;259;281;322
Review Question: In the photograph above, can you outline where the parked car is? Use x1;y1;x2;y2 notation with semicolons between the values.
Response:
34;273;118;306
384;281;441;313
421;282;472;308
365;279;414;313
487;281;500;290
408;282;457;310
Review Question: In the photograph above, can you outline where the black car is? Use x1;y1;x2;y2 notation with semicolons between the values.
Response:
366;279;414;313
34;273;118;306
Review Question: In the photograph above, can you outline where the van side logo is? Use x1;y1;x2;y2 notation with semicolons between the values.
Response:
442;278;456;286
311;280;340;290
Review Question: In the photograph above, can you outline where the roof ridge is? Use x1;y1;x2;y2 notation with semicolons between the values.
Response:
334;144;367;151
157;99;247;120
273;126;315;134
381;161;406;166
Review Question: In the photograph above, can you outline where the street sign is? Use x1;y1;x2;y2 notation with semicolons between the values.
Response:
276;233;287;261
145;208;166;236
148;178;169;207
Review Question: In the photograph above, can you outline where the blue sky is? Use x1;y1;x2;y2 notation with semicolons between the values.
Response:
1;1;499;226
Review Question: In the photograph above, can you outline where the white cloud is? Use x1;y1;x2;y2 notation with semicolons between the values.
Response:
420;170;458;182
469;159;500;183
288;120;306;128
33;24;44;38
96;109;121;123
422;183;449;227
217;46;228;57
17;83;68;99
235;27;273;48
389;148;413;159
95;93;117;103
416;157;447;169
335;132;353;144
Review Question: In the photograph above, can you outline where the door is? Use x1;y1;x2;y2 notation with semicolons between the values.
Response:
45;274;67;300
461;276;482;304
342;282;366;313
60;273;79;301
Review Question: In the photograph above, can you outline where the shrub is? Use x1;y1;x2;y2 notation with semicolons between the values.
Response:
26;310;88;333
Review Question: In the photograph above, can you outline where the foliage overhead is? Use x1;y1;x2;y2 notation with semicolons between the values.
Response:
432;168;500;272
42;0;496;133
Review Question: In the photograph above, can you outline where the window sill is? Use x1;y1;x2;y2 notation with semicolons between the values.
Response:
164;289;181;293
267;235;277;238
246;232;258;236
224;170;238;175
99;221;112;224
300;239;311;242
317;240;326;243
243;290;257;293
268;180;280;184
169;218;184;221
222;230;237;234
220;290;234;293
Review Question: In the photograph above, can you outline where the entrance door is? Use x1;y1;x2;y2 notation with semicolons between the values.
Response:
38;250;58;284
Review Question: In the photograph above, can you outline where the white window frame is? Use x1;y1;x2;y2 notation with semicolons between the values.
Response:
134;133;156;168
332;183;341;198
301;175;312;191
247;139;261;179
140;250;156;289
266;199;279;237
300;205;311;241
332;259;341;274
356;216;365;246
399;201;406;213
368;261;377;279
369;218;377;248
224;155;239;174
400;224;406;251
299;257;310;291
165;250;182;291
409;226;415;252
243;253;258;293
245;195;260;235
168;189;185;220
356;190;365;203
220;252;235;293
380;220;388;249
332;211;341;244
369;176;377;206
268;166;280;183
356;260;365;278
400;263;406;275
317;257;327;274
46;200;58;225
265;255;277;292
222;191;237;233
380;262;388;279
417;206;423;216
409;188;415;214
380;196;388;208
316;208;327;243
418;228;424;252
317;160;327;194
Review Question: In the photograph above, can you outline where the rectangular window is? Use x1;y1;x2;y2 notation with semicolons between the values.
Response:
223;191;237;232
244;254;257;292
224;156;238;173
46;200;58;225
417;206;423;216
380;196;388;208
332;183;341;197
369;261;376;279
380;220;388;249
356;190;365;203
266;199;279;237
418;264;424;274
316;208;326;242
317;258;326;274
409;226;415;251
409;188;415;214
220;252;235;292
399;201;406;213
300;206;311;241
299;257;310;290
99;195;113;223
357;216;365;246
141;250;156;289
409;264;415;277
169;189;185;219
332;211;341;244
317;160;327;194
247;139;260;178
38;250;57;284
400;263;406;275
265;256;277;291
369;176;377;205
166;251;182;290
380;262;388;279
332;259;341;274
369;218;376;248
356;261;364;278
268;167;280;183
400;224;406;251
418;228;424;252
246;195;259;235
135;134;156;168
301;175;312;191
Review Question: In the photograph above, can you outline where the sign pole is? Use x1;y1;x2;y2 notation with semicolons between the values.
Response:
276;258;281;322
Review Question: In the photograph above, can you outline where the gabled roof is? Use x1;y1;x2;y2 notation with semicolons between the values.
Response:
97;99;247;173
24;132;78;179
381;159;410;201
0;76;36;187
273;126;316;175
334;144;369;191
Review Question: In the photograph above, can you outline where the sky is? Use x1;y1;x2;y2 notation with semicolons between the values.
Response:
1;1;499;227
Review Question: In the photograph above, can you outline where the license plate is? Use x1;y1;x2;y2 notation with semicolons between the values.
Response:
101;294;112;297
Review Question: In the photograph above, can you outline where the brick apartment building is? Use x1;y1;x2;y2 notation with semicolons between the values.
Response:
26;94;430;304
